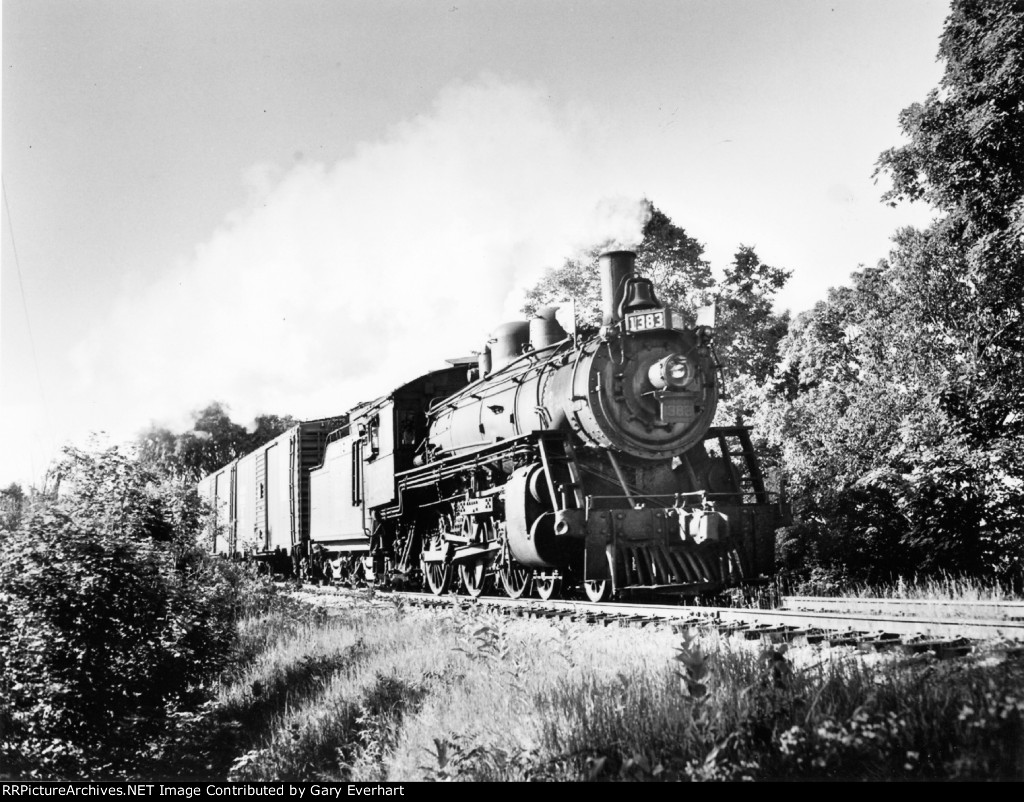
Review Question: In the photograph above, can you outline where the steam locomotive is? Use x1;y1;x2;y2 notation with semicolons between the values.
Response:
198;251;783;602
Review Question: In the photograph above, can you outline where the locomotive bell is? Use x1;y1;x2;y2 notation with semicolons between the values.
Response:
618;277;661;317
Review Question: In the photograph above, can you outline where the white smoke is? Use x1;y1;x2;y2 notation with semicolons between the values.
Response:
579;196;652;255
68;74;651;441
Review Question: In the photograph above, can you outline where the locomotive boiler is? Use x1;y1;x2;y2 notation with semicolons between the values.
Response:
199;250;782;603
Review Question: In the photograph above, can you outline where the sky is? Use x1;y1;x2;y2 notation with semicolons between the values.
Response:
1;0;952;491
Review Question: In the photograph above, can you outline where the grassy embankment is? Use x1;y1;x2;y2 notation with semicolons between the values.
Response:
154;583;1024;782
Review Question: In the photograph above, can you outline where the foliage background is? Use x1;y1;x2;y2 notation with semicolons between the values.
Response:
523;0;1024;592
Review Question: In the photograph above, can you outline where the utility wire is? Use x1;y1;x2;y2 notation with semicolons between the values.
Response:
2;175;54;487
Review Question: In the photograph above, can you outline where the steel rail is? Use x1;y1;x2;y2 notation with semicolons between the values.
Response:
782;595;1024;621
297;584;1024;643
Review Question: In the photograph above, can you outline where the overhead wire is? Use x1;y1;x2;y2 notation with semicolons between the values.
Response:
2;175;55;487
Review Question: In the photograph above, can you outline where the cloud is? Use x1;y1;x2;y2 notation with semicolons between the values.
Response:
69;74;651;442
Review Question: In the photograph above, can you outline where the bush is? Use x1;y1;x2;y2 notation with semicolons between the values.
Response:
0;446;252;779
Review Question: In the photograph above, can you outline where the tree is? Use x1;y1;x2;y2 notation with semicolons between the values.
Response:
522;202;716;332
713;246;791;426
136;403;297;481
243;413;299;454
761;1;1024;588
0;483;25;532
873;0;1024;583
754;260;965;585
875;0;1024;445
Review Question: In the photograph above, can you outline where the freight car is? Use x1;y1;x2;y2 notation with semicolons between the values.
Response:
197;416;347;572
199;250;785;602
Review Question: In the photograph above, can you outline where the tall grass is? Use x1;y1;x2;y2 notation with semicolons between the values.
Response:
846;572;1019;602
157;591;1023;782
788;570;1022;602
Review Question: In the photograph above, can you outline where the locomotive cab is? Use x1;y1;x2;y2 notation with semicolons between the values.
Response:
306;363;473;584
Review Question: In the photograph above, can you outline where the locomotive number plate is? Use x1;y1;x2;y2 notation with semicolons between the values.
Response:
625;309;666;332
660;399;693;423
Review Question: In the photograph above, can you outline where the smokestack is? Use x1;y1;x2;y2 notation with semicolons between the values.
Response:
599;251;636;325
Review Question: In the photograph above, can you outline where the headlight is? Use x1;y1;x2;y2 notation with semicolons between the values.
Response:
648;354;696;390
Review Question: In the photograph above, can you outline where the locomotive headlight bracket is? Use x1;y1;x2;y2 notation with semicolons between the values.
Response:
647;354;696;391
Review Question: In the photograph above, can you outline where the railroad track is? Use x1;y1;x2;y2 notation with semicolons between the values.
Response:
292;582;1024;659
782;595;1024;620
